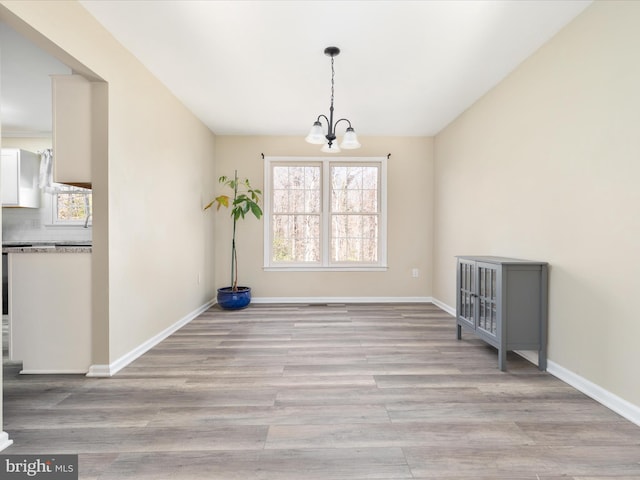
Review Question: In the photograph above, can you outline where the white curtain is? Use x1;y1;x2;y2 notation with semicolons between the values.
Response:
38;148;55;193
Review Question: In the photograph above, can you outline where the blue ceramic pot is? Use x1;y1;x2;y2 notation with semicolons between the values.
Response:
217;286;251;310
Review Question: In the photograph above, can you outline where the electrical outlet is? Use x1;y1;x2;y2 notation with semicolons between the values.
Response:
412;268;419;278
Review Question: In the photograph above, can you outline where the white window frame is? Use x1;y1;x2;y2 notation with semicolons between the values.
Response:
264;156;387;271
44;184;92;227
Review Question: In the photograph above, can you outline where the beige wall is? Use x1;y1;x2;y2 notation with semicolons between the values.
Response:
0;1;218;367
214;136;433;299
433;1;640;407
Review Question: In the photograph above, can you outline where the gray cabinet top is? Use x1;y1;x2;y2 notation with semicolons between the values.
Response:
457;255;547;266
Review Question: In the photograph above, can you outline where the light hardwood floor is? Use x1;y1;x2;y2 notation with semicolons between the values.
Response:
3;303;640;479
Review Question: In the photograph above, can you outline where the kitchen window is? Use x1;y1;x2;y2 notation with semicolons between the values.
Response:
264;156;387;271
50;184;92;226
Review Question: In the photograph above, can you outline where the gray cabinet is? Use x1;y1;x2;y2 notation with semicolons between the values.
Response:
456;256;548;371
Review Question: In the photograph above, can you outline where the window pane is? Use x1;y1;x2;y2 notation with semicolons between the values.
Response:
362;215;379;237
331;165;379;213
331;236;378;263
273;190;289;213
362;238;378;262
305;166;320;190
273;166;290;189
346;190;362;212
331;214;348;238
363;189;378;212
57;192;92;221
272;165;320;213
305;189;320;213
331;238;348;262
331;215;378;239
331;189;346;213
347;215;362;233
362;167;378;189
332;166;363;189
272;214;320;262
331;214;378;263
271;164;321;263
290;190;305;212
329;164;380;263
331;166;347;191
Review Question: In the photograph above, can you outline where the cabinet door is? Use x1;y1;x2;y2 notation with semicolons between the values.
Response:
457;260;476;328
52;74;92;186
476;264;498;338
1;150;19;205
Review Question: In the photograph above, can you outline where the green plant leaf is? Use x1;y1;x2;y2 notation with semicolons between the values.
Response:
250;202;263;219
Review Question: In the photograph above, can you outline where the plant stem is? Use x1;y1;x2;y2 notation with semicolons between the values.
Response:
231;170;238;291
233;240;238;290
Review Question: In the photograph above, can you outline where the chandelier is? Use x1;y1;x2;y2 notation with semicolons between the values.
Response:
305;46;361;153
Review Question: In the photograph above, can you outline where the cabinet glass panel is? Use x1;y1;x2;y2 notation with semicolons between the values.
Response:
477;267;497;336
490;271;497;334
458;262;474;322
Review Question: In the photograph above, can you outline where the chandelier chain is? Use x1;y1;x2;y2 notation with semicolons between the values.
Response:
330;55;335;108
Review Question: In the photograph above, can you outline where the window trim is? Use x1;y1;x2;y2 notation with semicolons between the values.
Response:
44;184;92;227
264;156;387;272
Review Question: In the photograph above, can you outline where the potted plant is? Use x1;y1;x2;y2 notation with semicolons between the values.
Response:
205;170;262;309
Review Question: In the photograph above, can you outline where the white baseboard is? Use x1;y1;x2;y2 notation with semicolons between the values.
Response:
430;297;455;316
86;364;111;377
20;369;89;375
0;432;13;452
252;296;433;304
86;299;215;377
430;296;640;428
547;360;640;427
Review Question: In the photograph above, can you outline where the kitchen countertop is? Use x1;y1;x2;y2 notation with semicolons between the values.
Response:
2;242;92;253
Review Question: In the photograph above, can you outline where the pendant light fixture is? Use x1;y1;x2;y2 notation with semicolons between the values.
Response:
305;46;361;153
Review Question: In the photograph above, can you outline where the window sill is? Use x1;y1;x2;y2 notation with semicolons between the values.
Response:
44;223;92;228
264;266;388;272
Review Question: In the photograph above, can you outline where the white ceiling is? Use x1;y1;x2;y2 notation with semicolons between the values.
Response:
2;1;592;138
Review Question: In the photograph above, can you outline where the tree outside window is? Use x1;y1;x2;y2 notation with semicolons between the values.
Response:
54;185;92;224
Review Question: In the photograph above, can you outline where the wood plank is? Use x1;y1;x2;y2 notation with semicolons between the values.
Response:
3;303;639;479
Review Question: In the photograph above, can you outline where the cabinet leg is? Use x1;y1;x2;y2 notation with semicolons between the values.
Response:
456;324;462;340
538;348;547;371
498;348;507;372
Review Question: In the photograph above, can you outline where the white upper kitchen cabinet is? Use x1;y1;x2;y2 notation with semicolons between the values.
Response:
1;148;40;208
51;74;92;188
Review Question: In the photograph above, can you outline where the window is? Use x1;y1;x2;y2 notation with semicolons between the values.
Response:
50;184;92;225
264;157;387;271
